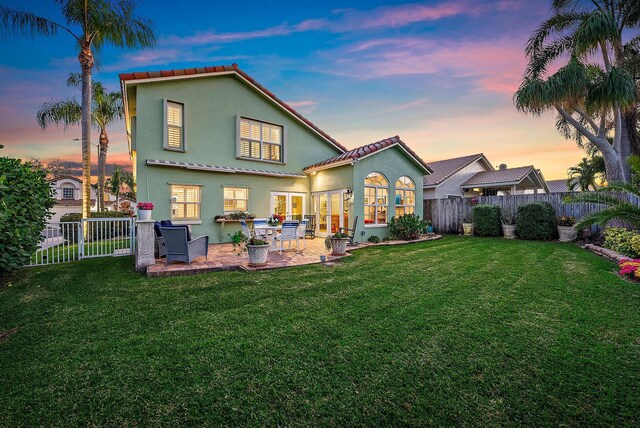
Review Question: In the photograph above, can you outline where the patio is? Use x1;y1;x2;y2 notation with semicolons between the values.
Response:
146;234;442;277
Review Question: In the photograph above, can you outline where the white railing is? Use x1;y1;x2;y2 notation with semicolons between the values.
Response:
27;218;135;267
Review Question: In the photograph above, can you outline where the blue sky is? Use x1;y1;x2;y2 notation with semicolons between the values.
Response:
0;0;585;179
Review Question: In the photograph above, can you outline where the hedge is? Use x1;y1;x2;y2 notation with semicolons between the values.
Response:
516;202;556;240
60;211;132;241
472;204;502;237
389;214;427;240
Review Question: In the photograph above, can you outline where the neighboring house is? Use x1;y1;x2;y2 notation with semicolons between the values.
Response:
423;153;548;199
48;175;119;221
119;64;432;243
546;179;572;193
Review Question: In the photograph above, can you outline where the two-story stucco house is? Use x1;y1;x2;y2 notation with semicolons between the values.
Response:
48;175;123;221
119;64;432;244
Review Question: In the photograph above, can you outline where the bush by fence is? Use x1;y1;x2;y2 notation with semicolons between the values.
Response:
60;212;132;241
389;214;427;240
515;202;556;240
472;205;501;237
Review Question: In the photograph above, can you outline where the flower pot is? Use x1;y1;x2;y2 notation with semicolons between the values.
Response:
462;223;474;236
502;224;516;239
426;225;434;234
247;243;270;266
330;237;350;256
138;209;152;221
557;225;577;242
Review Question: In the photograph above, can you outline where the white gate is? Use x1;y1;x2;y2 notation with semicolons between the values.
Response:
27;217;135;267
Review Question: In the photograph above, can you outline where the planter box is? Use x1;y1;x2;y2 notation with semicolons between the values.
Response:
557;225;577;242
247;243;270;266
462;223;474;236
330;238;350;256
502;224;516;239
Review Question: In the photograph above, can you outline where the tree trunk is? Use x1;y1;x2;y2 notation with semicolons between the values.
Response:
97;128;108;211
620;113;633;181
79;44;94;219
624;108;640;155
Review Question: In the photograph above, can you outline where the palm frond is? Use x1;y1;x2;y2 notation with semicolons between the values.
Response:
575;204;640;229
0;6;63;38
36;99;81;129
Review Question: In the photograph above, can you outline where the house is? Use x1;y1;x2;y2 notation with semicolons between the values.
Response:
423;153;548;199
48;175;124;221
119;64;431;243
545;179;572;193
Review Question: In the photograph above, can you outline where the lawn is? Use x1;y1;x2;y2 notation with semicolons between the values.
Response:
1;236;639;426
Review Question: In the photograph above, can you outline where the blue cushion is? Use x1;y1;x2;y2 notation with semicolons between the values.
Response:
154;221;162;237
159;220;191;241
160;220;173;227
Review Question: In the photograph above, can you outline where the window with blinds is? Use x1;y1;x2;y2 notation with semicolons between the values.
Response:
239;117;283;162
165;101;184;150
171;185;201;221
223;187;248;213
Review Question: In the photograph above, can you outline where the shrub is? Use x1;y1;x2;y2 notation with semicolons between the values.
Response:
472;205;502;237
389;214;427;240
368;235;380;243
603;227;640;258
515;202;556;240
382;236;392;242
0;156;56;274
557;216;576;226
60;211;131;241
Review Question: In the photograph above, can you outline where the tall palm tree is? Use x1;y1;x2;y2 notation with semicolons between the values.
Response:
1;0;155;218
106;166;134;211
567;156;606;191
37;74;123;211
514;1;640;183
566;156;640;229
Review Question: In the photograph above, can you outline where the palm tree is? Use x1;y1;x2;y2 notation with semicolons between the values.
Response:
566;156;640;229
567;155;606;191
1;1;155;218
106;167;135;211
514;1;640;183
37;74;123;211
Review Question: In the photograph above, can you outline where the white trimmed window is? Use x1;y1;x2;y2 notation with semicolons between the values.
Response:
61;185;75;200
223;187;248;213
171;185;201;221
164;100;184;151
395;176;415;216
239;117;283;162
364;172;389;226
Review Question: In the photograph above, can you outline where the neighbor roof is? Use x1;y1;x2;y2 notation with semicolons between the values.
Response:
48;175;82;183
546;179;571;193
119;64;347;154
423;154;492;188
461;166;546;189
303;135;432;174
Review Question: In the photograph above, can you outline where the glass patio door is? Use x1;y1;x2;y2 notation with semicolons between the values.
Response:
312;190;350;236
270;192;306;220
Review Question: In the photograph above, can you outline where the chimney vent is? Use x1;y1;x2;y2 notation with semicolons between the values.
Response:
499;163;507;170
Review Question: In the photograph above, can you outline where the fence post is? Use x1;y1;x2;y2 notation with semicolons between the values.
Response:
78;221;84;260
135;220;155;272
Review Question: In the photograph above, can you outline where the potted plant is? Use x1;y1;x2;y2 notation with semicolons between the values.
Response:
137;202;154;221
501;210;516;239
425;219;434;234
268;214;284;226
462;213;474;236
557;216;577;242
325;232;350;256
246;237;270;266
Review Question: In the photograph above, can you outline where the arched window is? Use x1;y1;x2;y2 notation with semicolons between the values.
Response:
364;172;388;225
395;176;415;216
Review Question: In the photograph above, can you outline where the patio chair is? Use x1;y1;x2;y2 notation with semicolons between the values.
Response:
160;227;209;264
339;216;359;245
303;214;316;238
274;220;299;254
252;218;269;239
154;220;192;258
297;219;308;250
239;220;253;240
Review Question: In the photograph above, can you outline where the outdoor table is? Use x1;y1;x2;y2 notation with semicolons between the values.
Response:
255;225;282;251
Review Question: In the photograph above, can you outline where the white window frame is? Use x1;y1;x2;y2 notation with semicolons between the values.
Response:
170;184;201;222
61;186;75;200
163;99;186;152
395;176;415;217
223;187;249;214
236;115;286;164
364;172;389;227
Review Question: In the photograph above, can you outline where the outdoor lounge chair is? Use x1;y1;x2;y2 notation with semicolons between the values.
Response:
160;227;209;264
274;220;299;254
297;219;308;249
339;216;358;245
303;214;316;238
154;220;191;258
240;220;253;240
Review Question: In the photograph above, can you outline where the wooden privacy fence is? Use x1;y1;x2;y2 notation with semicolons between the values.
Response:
423;192;640;234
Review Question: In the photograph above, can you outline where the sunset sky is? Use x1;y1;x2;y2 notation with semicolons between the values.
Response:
0;0;585;180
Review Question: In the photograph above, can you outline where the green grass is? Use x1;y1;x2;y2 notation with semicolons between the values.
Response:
2;236;639;426
30;237;131;264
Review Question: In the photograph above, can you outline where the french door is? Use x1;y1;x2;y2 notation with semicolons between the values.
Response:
270;192;306;220
312;190;350;236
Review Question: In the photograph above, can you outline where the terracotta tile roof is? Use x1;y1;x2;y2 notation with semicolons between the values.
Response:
423;153;490;187
303;135;432;173
461;166;537;187
120;64;347;153
47;175;82;183
545;179;571;193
